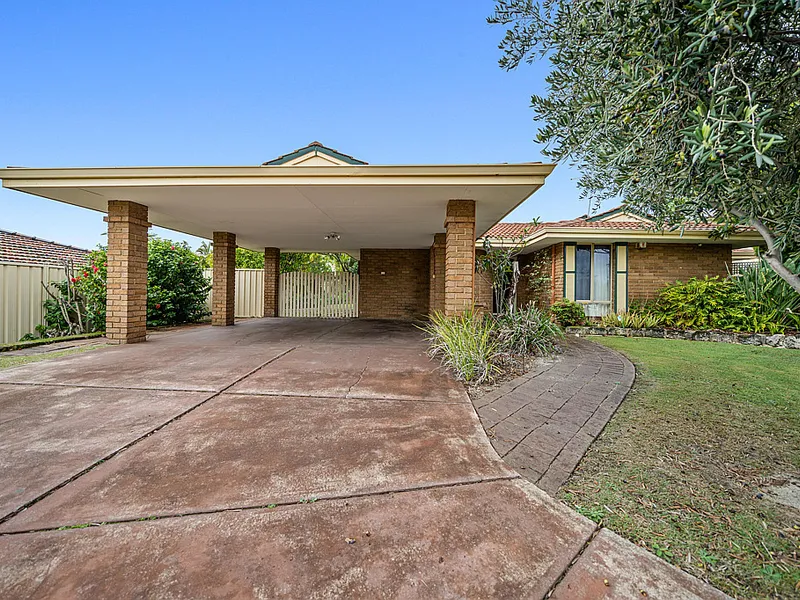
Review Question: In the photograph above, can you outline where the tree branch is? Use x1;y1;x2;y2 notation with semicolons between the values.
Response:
732;209;800;294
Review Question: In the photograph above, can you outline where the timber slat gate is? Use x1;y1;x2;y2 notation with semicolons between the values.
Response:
278;272;358;318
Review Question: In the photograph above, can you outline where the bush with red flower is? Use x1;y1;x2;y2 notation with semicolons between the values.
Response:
41;237;210;335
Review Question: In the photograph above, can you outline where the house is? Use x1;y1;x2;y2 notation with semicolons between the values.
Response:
0;229;89;266
482;207;763;316
0;142;555;342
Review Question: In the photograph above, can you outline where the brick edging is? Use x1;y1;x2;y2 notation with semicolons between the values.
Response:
566;326;800;349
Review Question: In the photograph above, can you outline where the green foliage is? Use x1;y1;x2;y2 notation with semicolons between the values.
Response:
423;307;564;383
495;305;564;355
146;239;211;327
731;255;800;331
490;0;800;291
235;248;264;269
600;311;665;329
549;299;588;327
40;238;210;335
477;221;538;312
422;311;502;383
651;277;749;330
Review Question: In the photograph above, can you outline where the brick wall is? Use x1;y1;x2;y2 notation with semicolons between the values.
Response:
474;248;493;313
627;243;732;301
444;200;476;315
263;247;280;317
429;233;445;313
359;249;430;319
212;232;236;326
106;201;149;344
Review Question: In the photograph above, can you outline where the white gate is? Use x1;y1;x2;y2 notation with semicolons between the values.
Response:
278;272;358;318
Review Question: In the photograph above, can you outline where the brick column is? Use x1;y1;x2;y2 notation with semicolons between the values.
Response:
212;232;236;326
429;233;445;314
263;247;280;317
106;201;149;344
444;199;476;316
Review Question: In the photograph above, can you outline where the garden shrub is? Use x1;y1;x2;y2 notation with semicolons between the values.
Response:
731;256;800;333
495;305;564;356
549;299;587;327
600;310;664;329
650;277;750;331
422;310;502;384
41;238;210;336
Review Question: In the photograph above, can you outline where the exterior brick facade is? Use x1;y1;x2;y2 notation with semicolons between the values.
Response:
627;243;732;301
359;249;429;320
516;241;731;309
263;247;280;317
212;232;236;326
474;248;493;313
106;201;149;344
444;200;476;316
428;233;445;314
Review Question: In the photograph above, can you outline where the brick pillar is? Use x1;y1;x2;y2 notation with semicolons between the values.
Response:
263;247;280;317
212;232;236;326
444;200;476;316
106;201;149;344
429;233;445;314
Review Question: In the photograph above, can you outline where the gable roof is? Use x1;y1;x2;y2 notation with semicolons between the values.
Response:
0;229;90;266
262;141;368;166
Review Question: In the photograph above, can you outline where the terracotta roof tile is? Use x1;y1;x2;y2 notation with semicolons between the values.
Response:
483;218;742;239
0;230;90;266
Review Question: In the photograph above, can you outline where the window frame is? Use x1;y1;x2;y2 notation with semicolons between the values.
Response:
574;243;612;306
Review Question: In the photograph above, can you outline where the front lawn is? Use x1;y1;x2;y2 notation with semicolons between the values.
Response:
0;344;107;370
559;338;799;599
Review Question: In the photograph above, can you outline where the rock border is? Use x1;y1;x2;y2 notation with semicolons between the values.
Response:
566;326;799;349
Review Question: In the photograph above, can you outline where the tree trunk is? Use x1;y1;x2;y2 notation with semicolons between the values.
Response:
733;210;800;294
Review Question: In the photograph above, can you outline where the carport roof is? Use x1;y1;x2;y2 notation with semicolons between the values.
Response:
0;150;554;254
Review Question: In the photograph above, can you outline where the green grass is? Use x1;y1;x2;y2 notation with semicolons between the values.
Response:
559;338;800;599
0;332;104;352
0;344;108;370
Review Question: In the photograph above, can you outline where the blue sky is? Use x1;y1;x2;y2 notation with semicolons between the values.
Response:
0;1;604;251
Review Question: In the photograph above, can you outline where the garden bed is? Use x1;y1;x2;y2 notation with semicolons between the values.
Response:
0;332;105;353
566;326;800;349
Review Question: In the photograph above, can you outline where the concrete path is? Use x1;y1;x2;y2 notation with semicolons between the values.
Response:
0;319;727;599
473;338;635;495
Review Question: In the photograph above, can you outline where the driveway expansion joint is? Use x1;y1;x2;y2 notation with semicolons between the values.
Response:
0;345;299;527
0;473;521;536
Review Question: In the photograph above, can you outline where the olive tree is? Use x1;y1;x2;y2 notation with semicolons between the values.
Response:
490;0;800;292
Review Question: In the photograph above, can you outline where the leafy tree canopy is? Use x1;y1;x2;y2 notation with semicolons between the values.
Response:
490;0;800;292
196;242;358;273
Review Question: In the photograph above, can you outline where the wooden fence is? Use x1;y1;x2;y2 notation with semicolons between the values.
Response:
278;271;359;318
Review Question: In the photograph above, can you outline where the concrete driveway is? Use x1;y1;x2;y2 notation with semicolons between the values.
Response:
0;319;726;599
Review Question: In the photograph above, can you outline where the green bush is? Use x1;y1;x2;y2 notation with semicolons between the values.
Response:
495;305;564;356
650;277;750;331
146;239;210;327
41;238;210;335
731;257;800;333
422;311;502;384
600;311;664;329
549;299;587;327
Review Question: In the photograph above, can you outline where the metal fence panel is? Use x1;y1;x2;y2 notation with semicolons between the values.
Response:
0;262;67;344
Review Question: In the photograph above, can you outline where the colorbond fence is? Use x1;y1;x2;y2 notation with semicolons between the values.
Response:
202;269;264;318
0;262;67;344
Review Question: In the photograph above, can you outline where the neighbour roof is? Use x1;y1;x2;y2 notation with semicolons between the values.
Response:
484;208;741;239
0;229;89;266
262;141;368;166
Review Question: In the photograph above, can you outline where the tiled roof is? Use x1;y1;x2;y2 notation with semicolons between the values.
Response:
0;229;90;266
484;218;729;239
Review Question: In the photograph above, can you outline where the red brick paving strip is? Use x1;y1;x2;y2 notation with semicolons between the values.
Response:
473;337;635;495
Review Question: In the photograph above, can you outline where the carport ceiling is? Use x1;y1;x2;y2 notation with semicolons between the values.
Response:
0;164;554;253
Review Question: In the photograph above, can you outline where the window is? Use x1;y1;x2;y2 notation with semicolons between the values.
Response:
575;245;611;316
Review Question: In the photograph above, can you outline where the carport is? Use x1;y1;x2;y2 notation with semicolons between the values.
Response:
0;143;554;343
